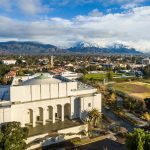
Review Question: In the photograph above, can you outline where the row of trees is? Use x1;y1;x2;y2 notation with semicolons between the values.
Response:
123;96;146;112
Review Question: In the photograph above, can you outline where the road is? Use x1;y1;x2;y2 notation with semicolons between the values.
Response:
102;108;134;132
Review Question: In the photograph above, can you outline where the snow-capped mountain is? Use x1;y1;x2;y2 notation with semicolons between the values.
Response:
68;41;142;54
75;41;101;48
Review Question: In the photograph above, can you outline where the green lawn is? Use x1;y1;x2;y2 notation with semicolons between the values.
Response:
83;73;106;80
83;73;125;81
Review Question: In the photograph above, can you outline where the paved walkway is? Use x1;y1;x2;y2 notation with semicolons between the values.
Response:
102;108;134;131
124;109;148;127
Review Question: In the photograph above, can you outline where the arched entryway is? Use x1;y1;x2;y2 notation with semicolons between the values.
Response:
47;106;53;121
56;105;62;121
64;103;71;120
37;107;43;123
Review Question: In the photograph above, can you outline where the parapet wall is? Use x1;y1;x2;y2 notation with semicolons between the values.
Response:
10;82;78;103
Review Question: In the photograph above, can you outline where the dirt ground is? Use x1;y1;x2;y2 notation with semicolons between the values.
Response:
112;81;150;99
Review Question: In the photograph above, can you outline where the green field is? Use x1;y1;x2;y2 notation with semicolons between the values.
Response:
83;73;107;80
83;73;132;81
111;81;150;99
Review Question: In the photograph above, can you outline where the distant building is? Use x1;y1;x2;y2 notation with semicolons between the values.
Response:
51;55;54;67
102;63;114;69
142;58;150;65
50;69;81;80
2;59;16;65
65;63;74;67
38;58;49;65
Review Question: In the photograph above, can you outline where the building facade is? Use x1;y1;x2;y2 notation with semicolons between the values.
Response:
0;73;101;129
2;59;16;65
142;58;150;65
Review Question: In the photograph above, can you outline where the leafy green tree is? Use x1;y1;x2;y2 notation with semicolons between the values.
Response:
0;122;29;150
142;66;150;79
144;132;150;150
106;71;113;81
126;129;150;150
86;65;97;71
0;132;3;143
0;64;11;76
76;68;88;75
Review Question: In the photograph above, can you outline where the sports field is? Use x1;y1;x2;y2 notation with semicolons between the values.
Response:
83;73;135;82
112;81;150;99
83;73;122;81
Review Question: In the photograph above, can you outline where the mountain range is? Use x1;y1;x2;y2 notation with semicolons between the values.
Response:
0;41;142;55
0;41;65;55
68;42;142;54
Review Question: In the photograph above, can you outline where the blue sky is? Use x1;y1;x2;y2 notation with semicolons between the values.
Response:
0;0;150;51
1;0;150;19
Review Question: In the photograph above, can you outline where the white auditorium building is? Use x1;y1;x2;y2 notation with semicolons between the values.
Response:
0;72;101;148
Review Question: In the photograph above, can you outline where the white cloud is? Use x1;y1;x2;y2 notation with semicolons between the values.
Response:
0;6;150;51
17;0;49;15
0;0;50;15
0;0;13;11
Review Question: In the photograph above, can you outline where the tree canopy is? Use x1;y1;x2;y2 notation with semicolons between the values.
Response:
126;128;150;150
141;65;150;79
0;122;29;150
106;71;113;81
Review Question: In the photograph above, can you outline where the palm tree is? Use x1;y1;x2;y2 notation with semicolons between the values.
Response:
88;109;101;127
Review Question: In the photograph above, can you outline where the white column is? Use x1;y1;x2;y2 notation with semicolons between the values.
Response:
33;110;36;127
22;110;26;127
70;97;75;119
52;106;56;123
61;105;64;122
43;108;47;125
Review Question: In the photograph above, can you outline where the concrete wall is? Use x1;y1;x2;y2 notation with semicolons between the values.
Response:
80;93;101;120
93;94;102;112
31;85;40;100
58;124;88;134
10;81;99;103
10;82;78;102
10;86;31;102
0;107;11;124
26;124;88;150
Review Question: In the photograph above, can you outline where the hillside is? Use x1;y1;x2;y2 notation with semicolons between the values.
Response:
0;41;66;55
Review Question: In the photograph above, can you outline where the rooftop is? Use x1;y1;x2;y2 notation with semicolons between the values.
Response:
21;73;62;85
